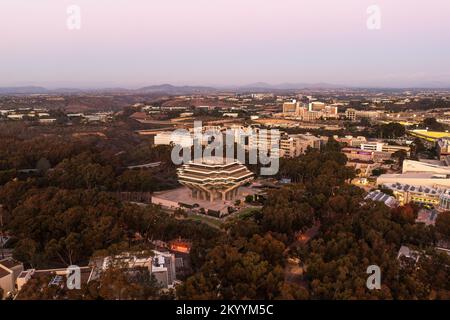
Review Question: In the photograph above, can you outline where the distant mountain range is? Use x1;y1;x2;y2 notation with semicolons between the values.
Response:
0;86;50;94
136;84;218;94
234;82;347;90
1;82;449;95
0;83;351;95
0;85;217;95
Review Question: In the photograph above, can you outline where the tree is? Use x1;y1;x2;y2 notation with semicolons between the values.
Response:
13;238;40;268
376;123;406;139
372;168;387;176
412;138;426;157
16;274;64;300
86;266;161;300
422;118;446;131
435;213;450;240
261;186;315;238
391;204;416;225
322;136;342;153
36;157;51;174
392;150;407;167
177;238;286;300
245;195;254;203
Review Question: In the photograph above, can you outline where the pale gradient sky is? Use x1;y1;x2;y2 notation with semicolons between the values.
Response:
1;0;450;88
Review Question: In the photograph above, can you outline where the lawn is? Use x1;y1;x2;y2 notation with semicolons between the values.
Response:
236;207;260;220
187;213;223;229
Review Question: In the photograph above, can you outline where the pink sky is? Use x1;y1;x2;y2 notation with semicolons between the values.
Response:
1;0;449;87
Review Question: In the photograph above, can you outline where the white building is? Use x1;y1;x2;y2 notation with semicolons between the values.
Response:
382;182;443;206
151;250;177;289
365;190;398;208
308;101;326;112
280;134;321;158
437;138;450;159
402;159;450;175
0;258;24;299
360;142;410;156
154;131;193;148
99;250;177;289
377;172;450;189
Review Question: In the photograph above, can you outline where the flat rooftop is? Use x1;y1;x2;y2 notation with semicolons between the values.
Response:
0;266;11;278
0;258;22;269
379;172;450;179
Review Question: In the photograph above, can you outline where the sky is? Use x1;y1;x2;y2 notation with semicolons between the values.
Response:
1;0;450;88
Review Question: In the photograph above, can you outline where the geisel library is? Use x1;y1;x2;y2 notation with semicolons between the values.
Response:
151;157;259;217
177;158;254;202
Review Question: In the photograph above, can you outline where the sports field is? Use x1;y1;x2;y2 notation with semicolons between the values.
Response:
408;129;450;141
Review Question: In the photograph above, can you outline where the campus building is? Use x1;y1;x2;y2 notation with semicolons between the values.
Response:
360;142;410;156
437;138;450;160
282;100;298;114
0;258;24;299
248;127;281;158
177;158;254;202
382;182;443;206
98;250;177;289
365;190;398;208
335;135;368;147
377;172;450;189
345;108;357;121
345;108;383;121
154;131;193;148
402;159;450;175
438;189;450;211
280;134;322;158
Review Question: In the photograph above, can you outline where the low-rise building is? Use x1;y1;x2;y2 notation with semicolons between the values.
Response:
397;246;420;265
280;134;321;158
360;142;410;156
335;135;367;147
437;137;450;160
365;190;398;208
345;108;383;120
415;209;438;226
0;258;24;299
402;159;450;174
151;251;177;289
154;131;193;148
97;250;177;289
438;189;450;211
377;172;450;189
382;182;442;206
342;147;375;162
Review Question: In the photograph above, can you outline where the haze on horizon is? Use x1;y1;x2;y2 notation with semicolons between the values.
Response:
1;0;450;89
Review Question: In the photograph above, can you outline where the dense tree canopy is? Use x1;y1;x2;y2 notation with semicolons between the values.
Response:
375;122;406;139
177;142;449;300
1;122;448;300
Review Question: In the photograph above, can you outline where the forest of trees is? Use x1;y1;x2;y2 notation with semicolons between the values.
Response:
177;140;450;300
1;123;449;300
0;123;178;192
